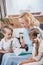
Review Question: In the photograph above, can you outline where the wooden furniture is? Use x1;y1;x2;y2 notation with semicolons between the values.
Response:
31;12;43;22
34;15;43;22
1;12;43;29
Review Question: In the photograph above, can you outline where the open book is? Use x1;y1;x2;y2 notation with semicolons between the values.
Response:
13;48;31;56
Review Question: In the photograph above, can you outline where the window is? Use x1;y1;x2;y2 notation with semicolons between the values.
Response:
0;0;6;18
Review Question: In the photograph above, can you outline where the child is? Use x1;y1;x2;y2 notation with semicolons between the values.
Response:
0;26;21;64
19;28;43;65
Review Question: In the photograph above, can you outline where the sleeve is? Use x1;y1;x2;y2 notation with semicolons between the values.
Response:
0;40;3;50
12;38;21;50
23;29;33;52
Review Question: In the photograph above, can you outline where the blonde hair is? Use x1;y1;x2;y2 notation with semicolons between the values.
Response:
19;11;40;28
2;26;13;34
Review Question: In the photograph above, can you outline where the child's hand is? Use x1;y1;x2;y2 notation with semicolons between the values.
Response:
7;48;13;53
19;61;25;65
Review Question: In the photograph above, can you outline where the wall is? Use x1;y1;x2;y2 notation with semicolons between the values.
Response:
5;0;43;16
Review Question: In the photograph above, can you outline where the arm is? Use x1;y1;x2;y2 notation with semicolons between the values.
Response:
12;38;21;50
0;40;6;53
0;49;6;54
20;38;25;48
19;56;36;65
0;48;13;53
0;42;13;53
33;37;40;56
19;33;25;48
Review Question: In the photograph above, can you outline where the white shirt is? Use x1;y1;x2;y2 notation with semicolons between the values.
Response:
12;38;21;50
0;37;21;51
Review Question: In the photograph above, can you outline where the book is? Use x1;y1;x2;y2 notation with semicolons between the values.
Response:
13;48;31;56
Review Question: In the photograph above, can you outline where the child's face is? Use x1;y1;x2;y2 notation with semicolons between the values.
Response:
32;33;40;44
4;28;12;39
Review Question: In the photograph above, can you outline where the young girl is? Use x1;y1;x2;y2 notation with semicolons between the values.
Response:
0;26;21;64
19;28;43;65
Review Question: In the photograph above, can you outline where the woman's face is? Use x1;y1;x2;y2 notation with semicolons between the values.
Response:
19;18;28;28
